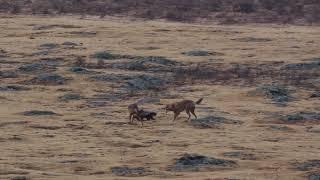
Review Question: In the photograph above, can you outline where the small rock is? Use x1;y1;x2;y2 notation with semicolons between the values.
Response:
307;126;320;133
92;51;119;60
171;153;237;172
310;92;320;98
39;43;59;49
11;176;28;180
22;110;58;116
69;67;95;74
111;167;147;177
62;41;79;46
182;50;223;56
59;93;82;101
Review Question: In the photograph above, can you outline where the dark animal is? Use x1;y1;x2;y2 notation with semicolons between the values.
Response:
132;109;157;126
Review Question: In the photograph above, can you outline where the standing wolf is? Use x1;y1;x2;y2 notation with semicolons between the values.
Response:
165;98;203;121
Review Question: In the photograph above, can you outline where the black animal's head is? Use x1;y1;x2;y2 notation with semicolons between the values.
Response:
150;112;157;117
146;112;157;120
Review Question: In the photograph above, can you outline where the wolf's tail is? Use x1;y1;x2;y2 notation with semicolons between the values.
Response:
195;98;203;105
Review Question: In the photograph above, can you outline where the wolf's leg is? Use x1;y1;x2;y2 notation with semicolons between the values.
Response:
186;109;191;121
173;112;179;121
190;107;197;120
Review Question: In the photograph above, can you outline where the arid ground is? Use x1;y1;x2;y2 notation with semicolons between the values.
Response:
0;15;320;180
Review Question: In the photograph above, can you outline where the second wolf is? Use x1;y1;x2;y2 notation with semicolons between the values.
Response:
165;98;203;121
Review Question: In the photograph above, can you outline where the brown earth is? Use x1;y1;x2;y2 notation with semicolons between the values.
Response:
0;15;320;180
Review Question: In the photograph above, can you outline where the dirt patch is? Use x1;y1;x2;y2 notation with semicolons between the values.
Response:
222;151;257;160
0;121;29;128
29;125;63;130
136;97;161;105
68;31;97;37
307;126;320;133
191;116;242;129
32;24;81;30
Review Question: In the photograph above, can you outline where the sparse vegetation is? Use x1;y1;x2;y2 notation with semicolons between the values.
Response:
21;110;58;116
280;112;320;124
91;51;138;60
1;14;320;180
74;56;86;67
24;73;69;85
191;116;242;129
0;0;320;24
249;84;293;104
182;50;224;57
111;167;147;177
171;154;237;171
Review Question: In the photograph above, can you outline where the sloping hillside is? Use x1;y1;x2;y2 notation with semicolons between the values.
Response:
0;0;320;24
0;15;320;179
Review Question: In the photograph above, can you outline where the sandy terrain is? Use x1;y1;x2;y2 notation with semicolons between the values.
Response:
0;15;320;180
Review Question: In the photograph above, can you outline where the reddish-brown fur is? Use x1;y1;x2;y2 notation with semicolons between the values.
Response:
128;103;139;124
165;98;203;121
